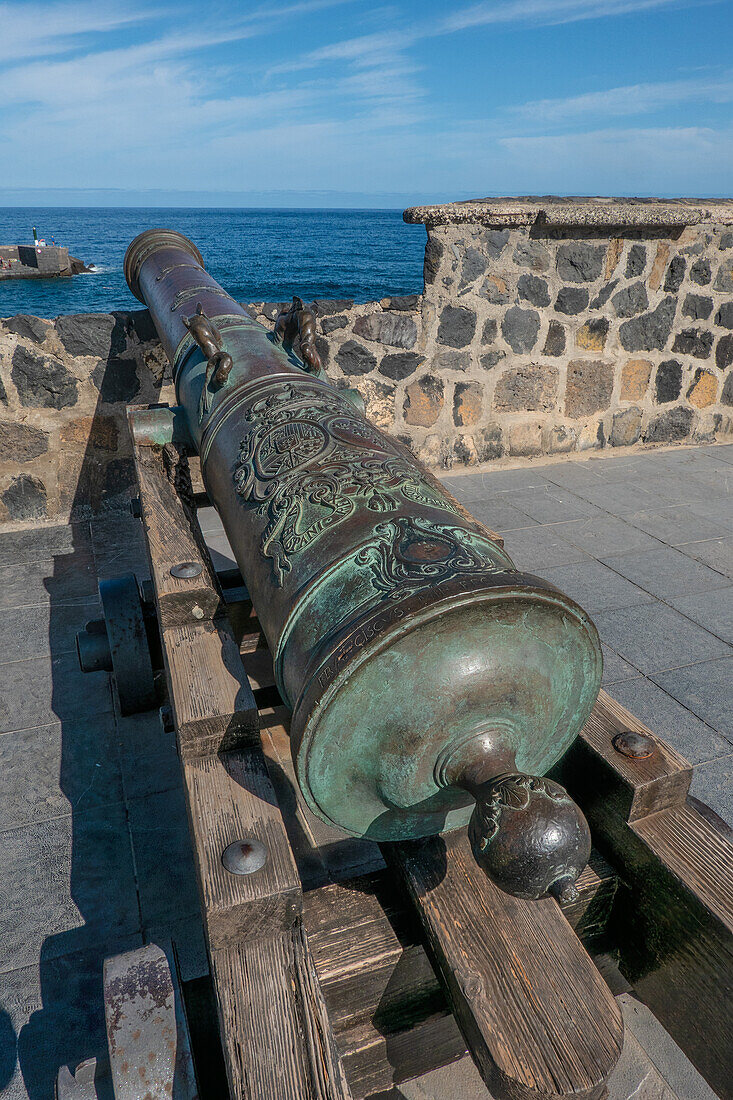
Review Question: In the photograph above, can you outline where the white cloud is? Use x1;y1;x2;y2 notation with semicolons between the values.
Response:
512;73;733;123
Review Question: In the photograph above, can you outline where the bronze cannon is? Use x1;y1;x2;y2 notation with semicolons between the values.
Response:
121;228;602;902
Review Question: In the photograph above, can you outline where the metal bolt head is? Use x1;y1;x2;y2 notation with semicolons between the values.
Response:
613;730;656;759
171;561;203;579
222;838;267;876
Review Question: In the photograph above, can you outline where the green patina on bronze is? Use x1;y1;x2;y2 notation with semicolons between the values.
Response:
125;228;602;900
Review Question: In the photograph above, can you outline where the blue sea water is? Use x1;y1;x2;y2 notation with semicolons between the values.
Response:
0;208;427;319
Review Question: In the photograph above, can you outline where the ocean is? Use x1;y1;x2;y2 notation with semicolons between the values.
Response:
0;208;427;319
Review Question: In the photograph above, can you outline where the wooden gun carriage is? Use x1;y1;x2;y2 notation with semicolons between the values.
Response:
69;231;733;1100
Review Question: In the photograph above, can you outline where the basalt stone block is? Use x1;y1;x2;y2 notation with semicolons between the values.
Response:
122;309;158;343
687;368;718;408
714;258;733;293
11;345;78;409
353;312;417;349
481;275;510;304
0;422;49;463
3;314;50;344
404;375;444;427
315;335;329;368
453;381;483;426
321;315;347;334
479;349;506;370
717;333;733;371
683;293;714;321
2;474;47;520
722;373;733;406
690;257;712;286
336;339;376;375
55;313;126;359
475;424;503;461
715;302;733;329
556;242;605;283
512;240;550;271
517;273;550;307
620;359;652;401
555;287;589;315
505;420;543;457
610;407;643;447
437;305;476;348
424;235;444;285
0;376;7;405
382;295;420;311
618;296;677;352
576;318;609;352
543;320;566;357
565;360;614;418
655;359;683;403
612;282;648;318
493;364;558;412
261;302;288;321
313;299;354;315
720;232;733;250
590;279;619;310
60;415;119;452
435;350;471;372
643;407;694;443
92;358;139;403
671;328;713;359
482;228;510;259
625;244;647;278
501;306;540;352
481;318;497;344
664;256;686;292
102;457;136;509
379;351;422;380
461;247;488;287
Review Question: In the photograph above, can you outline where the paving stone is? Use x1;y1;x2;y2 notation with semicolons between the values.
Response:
91;514;150;579
0;801;139;973
608;678;732;765
618;993;720;1100
690;753;733;826
570;479;660;516
499;522;592;570
666;585;733;645
591;603;730;675
127;788;200;925
0;597;100;663
442;467;548;497
652;655;733;738
0;654;112;734
0;523;92;569
203;530;237;571
537;461;605;491
143;913;208;983
560;515;664;557
195;505;224;535
624;505;730;546
539;560;654;613
601;644;642;685
463;496;538;533
0;717;123;829
507;486;602;524
600;544;730;600
0;552;96;614
683;536;733;578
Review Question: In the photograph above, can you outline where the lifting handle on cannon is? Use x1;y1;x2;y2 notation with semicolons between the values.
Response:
116;227;602;904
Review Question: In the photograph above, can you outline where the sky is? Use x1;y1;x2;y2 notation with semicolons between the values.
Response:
1;0;732;206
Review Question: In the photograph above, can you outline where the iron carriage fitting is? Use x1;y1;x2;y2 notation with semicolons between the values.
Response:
122;228;602;902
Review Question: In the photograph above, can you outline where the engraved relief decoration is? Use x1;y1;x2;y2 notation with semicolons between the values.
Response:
233;383;465;586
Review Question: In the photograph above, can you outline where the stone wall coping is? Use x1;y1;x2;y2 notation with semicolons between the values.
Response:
404;197;733;229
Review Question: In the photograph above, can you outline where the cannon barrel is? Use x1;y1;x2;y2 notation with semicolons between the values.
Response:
124;229;602;901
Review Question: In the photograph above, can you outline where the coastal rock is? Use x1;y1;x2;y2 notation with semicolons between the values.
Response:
565;360;614;418
610;407;643;447
501;306;540;352
643;407;693;443
353;312;417;349
618;297;677;352
378;351;422;380
2;474;47;520
671;328;713;359
11;346;78;409
69;256;94;275
0;422;49;462
493;365;558;412
556;243;605;283
625;245;647;278
655;359;683;403
543;321;566;356
683;294;713;321
336;340;376;375
612;282;648;318
55;313;126;359
3;314;50;344
404;376;444;427
437;305;476;348
555;287;589;315
517;273;550;307
92;358;139;403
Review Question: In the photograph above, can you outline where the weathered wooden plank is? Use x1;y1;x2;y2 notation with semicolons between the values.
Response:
390;830;623;1100
210;924;353;1100
133;440;223;629
162;617;259;758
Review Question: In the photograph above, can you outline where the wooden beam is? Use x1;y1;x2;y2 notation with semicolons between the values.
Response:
390;831;623;1100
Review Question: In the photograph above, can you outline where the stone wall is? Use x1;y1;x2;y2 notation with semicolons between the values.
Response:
1;198;732;523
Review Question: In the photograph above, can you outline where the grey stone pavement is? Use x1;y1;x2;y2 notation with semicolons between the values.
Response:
0;442;730;1099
